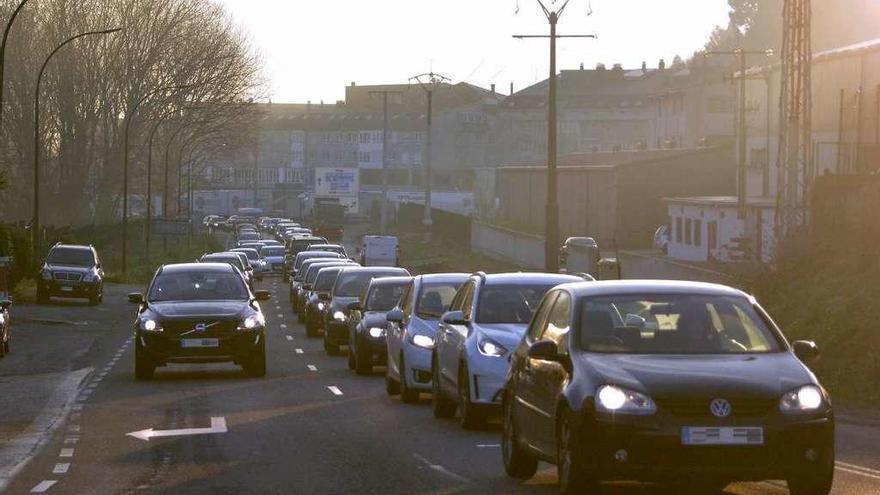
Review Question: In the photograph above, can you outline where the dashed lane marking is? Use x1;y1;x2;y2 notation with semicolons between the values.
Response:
67;425;80;433
52;463;69;475
412;454;471;484
307;365;317;371
30;480;57;493
277;314;283;318
280;324;287;329
295;349;304;354
328;386;343;396
285;336;293;341
476;444;500;448
63;437;79;445
59;448;74;458
836;461;880;477
836;465;880;481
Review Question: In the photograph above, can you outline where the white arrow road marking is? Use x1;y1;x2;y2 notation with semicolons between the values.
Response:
126;417;227;442
30;480;57;493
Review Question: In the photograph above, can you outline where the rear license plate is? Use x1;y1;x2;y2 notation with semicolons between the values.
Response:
181;338;219;348
681;427;764;445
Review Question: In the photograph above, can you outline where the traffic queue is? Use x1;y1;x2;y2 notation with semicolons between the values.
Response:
132;215;834;495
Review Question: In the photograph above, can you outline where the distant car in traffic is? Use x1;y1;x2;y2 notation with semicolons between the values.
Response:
291;250;345;280
347;276;411;375
304;265;350;338
501;280;833;495
259;245;287;275
198;252;252;289
385;273;469;402
293;259;358;320
129;262;271;379
307;243;348;258
358;235;399;267
432;272;583;429
37;243;104;305
230;248;265;281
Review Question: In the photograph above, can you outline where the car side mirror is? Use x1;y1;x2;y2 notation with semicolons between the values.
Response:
127;292;144;304
386;308;404;323
254;290;271;301
347;301;361;312
792;340;820;364
0;300;12;310
528;340;561;361
441;310;468;326
318;293;330;301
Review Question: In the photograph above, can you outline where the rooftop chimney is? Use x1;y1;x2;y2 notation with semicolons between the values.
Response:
490;83;496;94
510;81;514;94
642;61;647;73
659;59;666;71
612;63;623;72
351;81;356;86
580;62;585;70
596;63;606;71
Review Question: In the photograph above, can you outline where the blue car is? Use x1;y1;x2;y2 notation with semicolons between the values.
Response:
432;272;584;428
385;273;469;402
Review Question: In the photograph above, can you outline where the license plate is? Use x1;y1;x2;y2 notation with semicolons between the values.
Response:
181;338;219;348
681;427;764;445
60;286;74;292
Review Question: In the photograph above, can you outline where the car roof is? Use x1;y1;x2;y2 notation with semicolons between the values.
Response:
309;244;342;248
556;280;748;298
297;251;341;258
480;272;583;285
417;273;469;284
231;247;259;253
315;265;348;276
161;262;233;274
52;244;92;251
368;276;412;287
338;266;410;276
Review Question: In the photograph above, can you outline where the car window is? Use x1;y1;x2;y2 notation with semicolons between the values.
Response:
334;270;407;297
475;284;556;324
314;268;343;291
578;294;783;354
542;292;572;355
366;283;407;312
202;256;243;272
47;248;95;267
415;283;459;320
149;271;248;301
261;246;285;257
528;292;559;342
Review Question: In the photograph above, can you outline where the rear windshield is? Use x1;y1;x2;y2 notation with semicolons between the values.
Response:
238;233;260;241
201;256;243;271
261;247;285;257
577;294;783;354
305;263;347;284
476;284;556;324
149;271;248;302
234;250;259;261
314;268;344;291
47;248;95;267
416;283;460;319
295;252;339;270
334;270;407;297
366;283;408;312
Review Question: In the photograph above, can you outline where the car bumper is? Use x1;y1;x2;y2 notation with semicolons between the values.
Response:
575;412;834;482
325;320;348;344
39;280;100;297
356;334;387;365
467;355;510;405
402;343;433;391
137;330;264;365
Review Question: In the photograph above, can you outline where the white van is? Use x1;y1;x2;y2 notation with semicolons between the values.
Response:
358;235;399;267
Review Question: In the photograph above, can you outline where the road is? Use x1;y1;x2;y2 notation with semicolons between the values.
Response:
1;277;879;494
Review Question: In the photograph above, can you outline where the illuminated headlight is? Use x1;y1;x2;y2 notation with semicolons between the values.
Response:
239;313;265;331
411;334;435;349
780;385;825;413
333;311;346;322
41;269;52;281
317;302;326;311
368;327;386;338
595;385;656;415
477;339;507;357
139;318;162;333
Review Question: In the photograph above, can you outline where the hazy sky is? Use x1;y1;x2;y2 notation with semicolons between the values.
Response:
215;0;731;103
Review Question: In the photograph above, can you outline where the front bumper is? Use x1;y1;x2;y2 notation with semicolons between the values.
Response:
575;410;834;482
137;329;264;365
39;279;100;298
402;343;433;391
356;333;387;365
466;353;510;405
325;319;349;344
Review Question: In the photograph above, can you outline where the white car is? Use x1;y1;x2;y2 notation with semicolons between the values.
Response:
653;225;669;253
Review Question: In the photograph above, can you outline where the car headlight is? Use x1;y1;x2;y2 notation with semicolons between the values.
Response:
368;327;386;338
595;385;656;415
780;385;825;413
317;302;326;311
41;269;52;281
477;339;507;357
139;318;163;333
239;313;265;331
333;311;346;322
411;334;435;349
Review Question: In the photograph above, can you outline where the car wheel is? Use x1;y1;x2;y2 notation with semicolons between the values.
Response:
502;392;538;480
787;451;834;495
458;362;485;430
3;339;8;355
431;356;456;418
557;407;598;495
399;355;419;403
88;293;100;306
385;364;400;396
0;337;6;358
355;339;372;376
243;342;267;378
323;334;339;356
347;345;356;370
134;347;155;381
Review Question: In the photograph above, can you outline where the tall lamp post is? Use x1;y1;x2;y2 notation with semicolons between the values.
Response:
144;109;177;259
514;0;595;273
0;0;31;128
32;28;121;266
409;71;451;241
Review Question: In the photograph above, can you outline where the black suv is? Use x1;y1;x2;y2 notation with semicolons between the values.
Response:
38;244;104;305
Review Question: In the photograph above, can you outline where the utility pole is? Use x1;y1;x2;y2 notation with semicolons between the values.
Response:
514;0;595;273
409;72;451;242
0;0;31;129
369;90;403;234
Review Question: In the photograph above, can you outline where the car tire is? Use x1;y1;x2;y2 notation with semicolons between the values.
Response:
385;365;400;396
557;407;598;495
244;342;267;378
323;334;339;356
0;338;6;358
431;356;456;418
502;392;539;480
787;452;834;495
88;292;100;306
355;339;372;376
3;339;8;356
399;355;419;403
134;347;155;381
458;362;485;430
347;346;356;370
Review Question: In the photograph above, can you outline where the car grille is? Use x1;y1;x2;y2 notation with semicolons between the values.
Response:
53;272;83;281
656;397;776;419
162;320;240;337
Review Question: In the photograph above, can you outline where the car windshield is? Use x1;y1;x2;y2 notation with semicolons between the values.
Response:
148;271;248;302
314;269;343;291
335;271;405;297
577;294;783;354
202;256;243;271
476;284;556;324
47;248;94;267
305;264;345;283
366;283;407;312
416;283;460;319
261;247;285;257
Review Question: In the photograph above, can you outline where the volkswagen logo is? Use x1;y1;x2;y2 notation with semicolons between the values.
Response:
710;398;732;418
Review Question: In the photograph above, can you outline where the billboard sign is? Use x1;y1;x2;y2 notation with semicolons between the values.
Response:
315;168;359;197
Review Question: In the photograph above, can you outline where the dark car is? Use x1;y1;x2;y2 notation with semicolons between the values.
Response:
199;253;252;289
347;276;411;375
293;259;358;319
129;263;271;380
37;243;104;305
501;280;834;495
323;266;410;356
291;250;344;281
0;299;11;358
303;265;349;338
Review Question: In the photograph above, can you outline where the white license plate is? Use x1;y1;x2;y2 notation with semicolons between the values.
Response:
181;338;219;348
59;286;74;292
681;427;764;445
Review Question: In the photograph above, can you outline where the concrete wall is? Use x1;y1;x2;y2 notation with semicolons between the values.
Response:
471;220;545;270
619;250;740;287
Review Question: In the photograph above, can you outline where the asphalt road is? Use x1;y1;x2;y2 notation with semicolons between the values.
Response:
2;277;880;494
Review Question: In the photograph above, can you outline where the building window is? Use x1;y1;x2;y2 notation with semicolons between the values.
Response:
685;218;693;245
360;132;370;144
359;151;371;162
321;151;330;162
675;217;683;243
708;221;718;250
694;219;702;247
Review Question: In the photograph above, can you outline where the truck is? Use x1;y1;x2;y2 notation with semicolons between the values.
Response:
310;197;345;242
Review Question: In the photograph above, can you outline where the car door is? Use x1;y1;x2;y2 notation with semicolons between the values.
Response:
514;292;559;444
531;291;574;455
387;280;414;377
438;281;473;391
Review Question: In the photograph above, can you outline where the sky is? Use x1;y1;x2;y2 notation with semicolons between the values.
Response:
215;0;731;103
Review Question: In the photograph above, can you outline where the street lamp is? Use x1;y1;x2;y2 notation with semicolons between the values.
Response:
0;0;32;129
32;27;121;267
144;109;178;259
